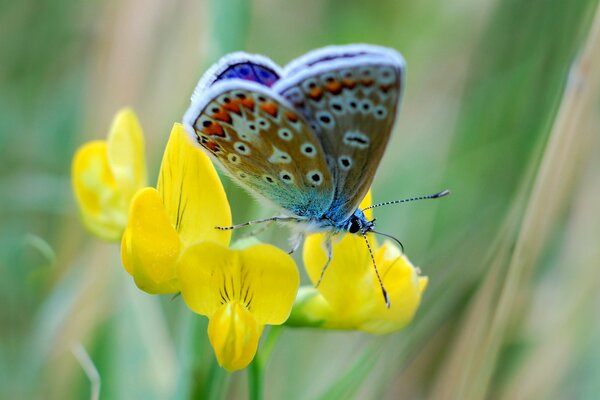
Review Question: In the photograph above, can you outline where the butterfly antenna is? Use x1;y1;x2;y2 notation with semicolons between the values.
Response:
362;189;450;212
362;232;390;308
371;230;405;254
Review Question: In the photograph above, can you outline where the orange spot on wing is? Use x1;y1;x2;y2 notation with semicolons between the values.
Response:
202;123;225;137
212;108;232;124
241;97;255;111
285;111;299;122
325;81;343;94
205;141;220;152
342;79;357;89
380;84;393;93
260;102;279;117
308;87;323;101
361;78;374;87
223;101;242;115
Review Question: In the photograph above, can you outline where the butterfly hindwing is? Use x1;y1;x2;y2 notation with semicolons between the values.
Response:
275;45;405;222
184;79;334;218
190;52;283;107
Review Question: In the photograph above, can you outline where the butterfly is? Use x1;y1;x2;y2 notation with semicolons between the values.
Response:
183;44;448;307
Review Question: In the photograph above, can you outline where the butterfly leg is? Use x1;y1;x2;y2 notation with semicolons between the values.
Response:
287;232;304;255
239;220;275;239
215;216;301;231
315;235;334;288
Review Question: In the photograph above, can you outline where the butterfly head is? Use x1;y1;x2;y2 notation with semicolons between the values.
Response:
345;209;374;235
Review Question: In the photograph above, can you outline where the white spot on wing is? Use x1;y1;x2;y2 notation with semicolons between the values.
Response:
306;170;323;186
300;143;317;158
343;131;369;149
278;128;293;141
234;142;251;155
268;146;291;164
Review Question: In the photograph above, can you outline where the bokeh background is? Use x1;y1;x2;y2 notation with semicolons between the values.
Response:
2;0;600;398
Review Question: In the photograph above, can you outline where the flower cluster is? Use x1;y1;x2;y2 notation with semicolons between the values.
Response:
72;109;428;371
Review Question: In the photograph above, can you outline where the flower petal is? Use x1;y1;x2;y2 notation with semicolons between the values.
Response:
239;243;300;325
72;141;126;241
157;124;231;247
208;302;263;372
303;232;376;321
107;109;147;199
359;190;373;220
178;242;299;325
358;241;428;334
122;187;181;294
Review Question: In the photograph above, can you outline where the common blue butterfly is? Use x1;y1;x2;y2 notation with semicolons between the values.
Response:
183;44;448;307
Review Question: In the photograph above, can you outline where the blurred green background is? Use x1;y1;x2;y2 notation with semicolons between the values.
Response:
2;0;600;398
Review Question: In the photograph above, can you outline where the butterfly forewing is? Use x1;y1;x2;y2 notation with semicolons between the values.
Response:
275;47;404;222
184;79;334;218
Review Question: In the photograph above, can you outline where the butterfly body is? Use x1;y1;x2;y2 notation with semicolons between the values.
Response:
183;44;405;238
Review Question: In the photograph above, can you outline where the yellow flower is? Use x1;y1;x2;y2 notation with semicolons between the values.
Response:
120;123;231;294
72;109;147;241
289;192;428;334
177;241;299;372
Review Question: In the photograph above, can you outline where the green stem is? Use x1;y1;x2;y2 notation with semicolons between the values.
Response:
248;356;263;400
248;326;283;400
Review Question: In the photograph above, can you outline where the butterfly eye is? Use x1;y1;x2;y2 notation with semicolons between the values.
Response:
348;217;361;234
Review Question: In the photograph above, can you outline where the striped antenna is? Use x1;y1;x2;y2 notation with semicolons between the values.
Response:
362;189;450;212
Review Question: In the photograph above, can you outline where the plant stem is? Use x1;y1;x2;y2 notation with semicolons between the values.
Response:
248;326;283;400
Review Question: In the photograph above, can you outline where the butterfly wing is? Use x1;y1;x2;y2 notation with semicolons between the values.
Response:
274;45;405;223
190;52;283;105
183;78;334;219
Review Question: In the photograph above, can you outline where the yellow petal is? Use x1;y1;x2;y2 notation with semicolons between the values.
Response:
303;232;376;323
72;141;126;241
157;124;231;247
107;109;147;199
123;187;181;294
207;302;263;372
359;190;373;220
121;225;133;275
178;242;299;325
358;241;427;334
